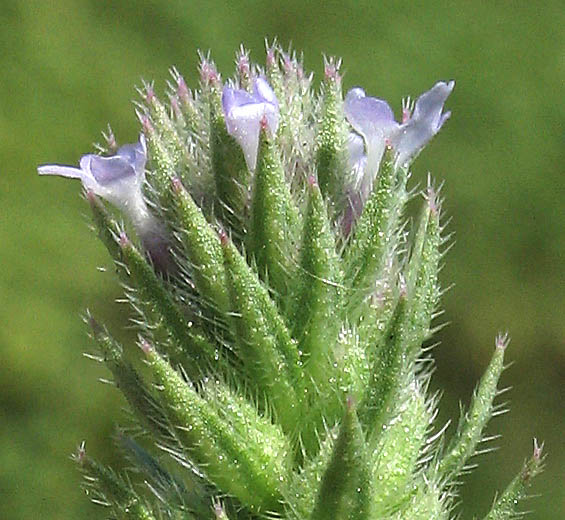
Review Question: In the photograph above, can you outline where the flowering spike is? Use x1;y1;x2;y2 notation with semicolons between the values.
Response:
38;45;544;520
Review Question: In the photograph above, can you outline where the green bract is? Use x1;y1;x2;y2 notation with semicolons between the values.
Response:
43;44;543;520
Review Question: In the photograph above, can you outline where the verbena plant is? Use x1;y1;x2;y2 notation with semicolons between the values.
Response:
38;44;543;520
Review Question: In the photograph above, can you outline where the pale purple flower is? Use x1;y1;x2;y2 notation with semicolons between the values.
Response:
344;81;454;175
38;135;173;272
222;77;279;171
344;87;398;184
38;135;151;229
342;81;454;233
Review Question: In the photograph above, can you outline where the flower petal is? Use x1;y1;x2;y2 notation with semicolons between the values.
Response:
37;165;83;179
344;87;396;140
344;88;399;202
392;81;454;167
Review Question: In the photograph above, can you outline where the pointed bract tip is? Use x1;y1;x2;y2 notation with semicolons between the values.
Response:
85;189;99;205
138;337;153;355
402;96;414;123
307;175;318;188
282;53;294;73
103;126;118;152
141;115;154;135
260;113;270;131
87;314;104;337
323;57;341;82
533;438;544;460
495;332;510;351
237;52;250;75
266;46;277;68
426;183;440;216
200;59;220;86
218;228;229;247
119;231;131;249
170;96;182;118
74;441;87;465
171;176;184;194
346;394;356;411
214;502;227;519
177;76;190;102
145;85;156;104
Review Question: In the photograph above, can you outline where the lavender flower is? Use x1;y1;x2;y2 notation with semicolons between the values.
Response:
222;77;279;171
38;136;172;272
38;136;148;225
343;81;454;225
345;81;454;172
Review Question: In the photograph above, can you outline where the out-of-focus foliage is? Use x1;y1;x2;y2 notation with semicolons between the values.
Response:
0;2;562;519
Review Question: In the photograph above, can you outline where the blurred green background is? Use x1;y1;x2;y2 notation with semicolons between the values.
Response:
1;1;563;518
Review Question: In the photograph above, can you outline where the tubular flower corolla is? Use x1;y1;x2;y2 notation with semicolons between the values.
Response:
222;77;279;171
